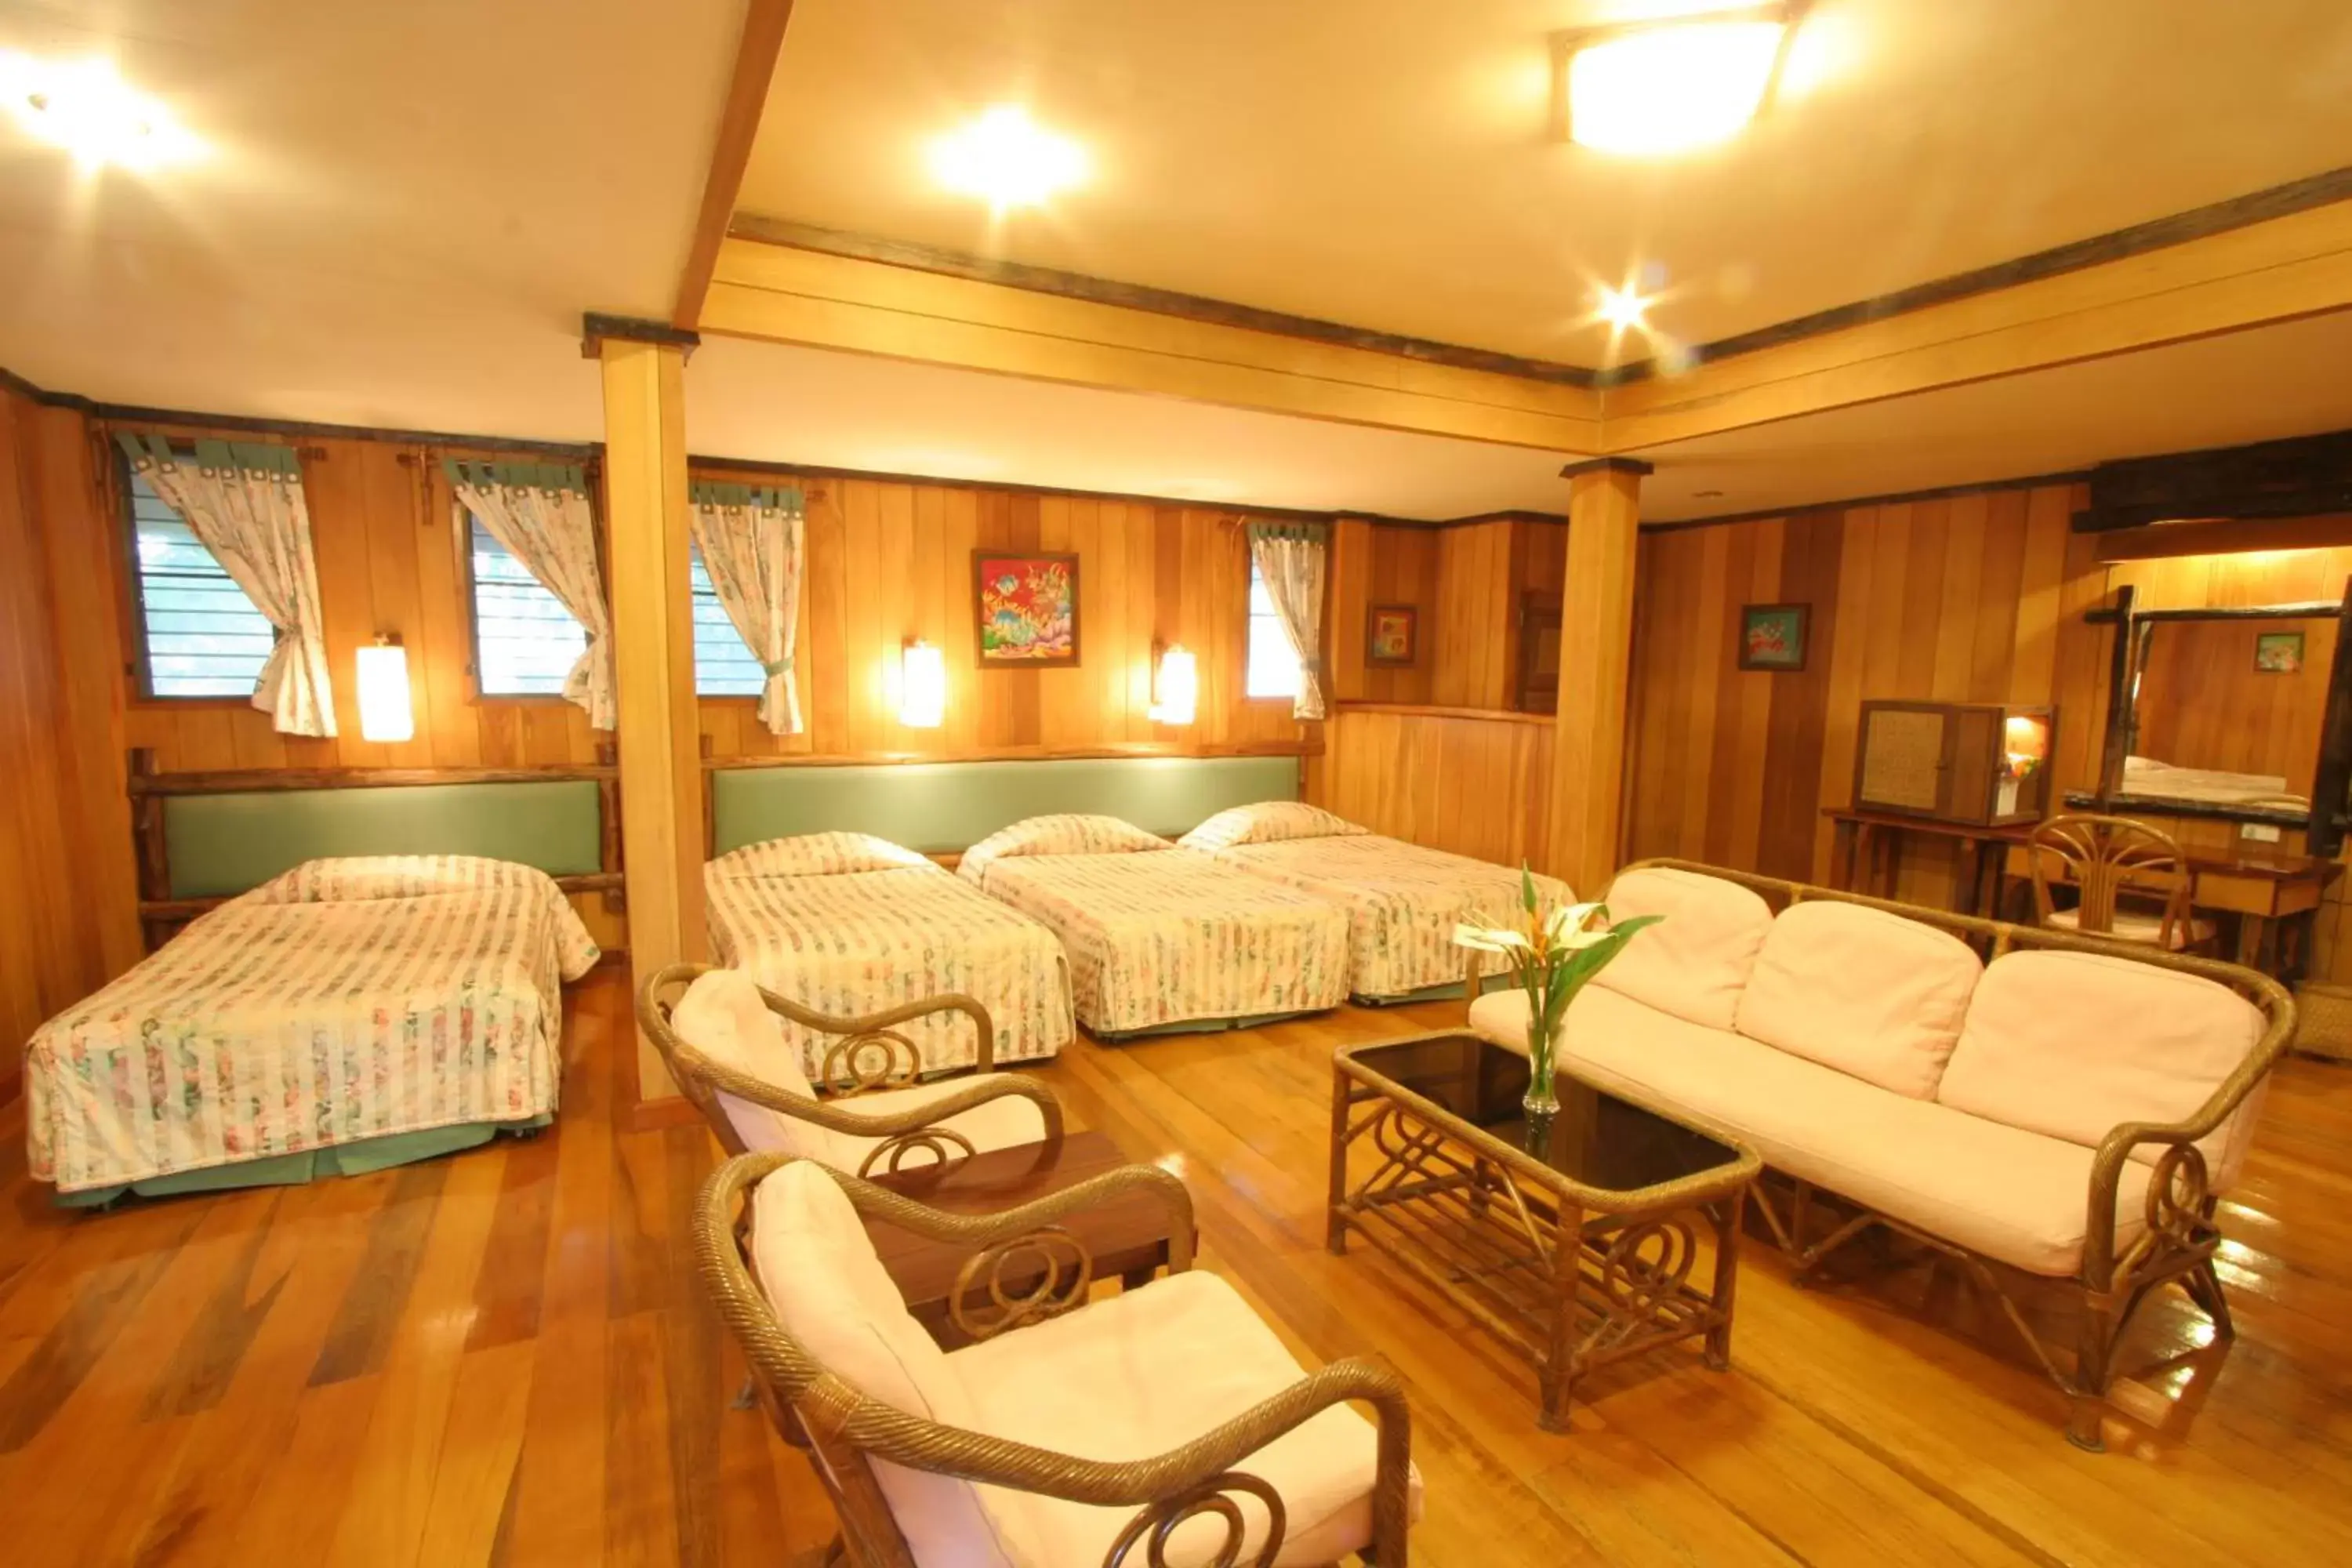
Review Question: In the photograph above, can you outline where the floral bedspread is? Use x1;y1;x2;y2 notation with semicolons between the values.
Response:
960;847;1350;1033
705;852;1075;1074
1200;835;1573;998
25;856;598;1193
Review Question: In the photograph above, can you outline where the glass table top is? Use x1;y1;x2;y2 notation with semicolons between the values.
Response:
1345;1031;1745;1195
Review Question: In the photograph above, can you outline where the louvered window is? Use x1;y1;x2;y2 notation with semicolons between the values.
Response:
129;473;276;698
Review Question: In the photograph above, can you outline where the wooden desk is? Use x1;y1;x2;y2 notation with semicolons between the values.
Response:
1821;808;2343;976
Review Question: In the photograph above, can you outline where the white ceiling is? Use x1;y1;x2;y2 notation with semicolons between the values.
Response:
740;0;2352;367
0;0;741;436
1;0;2348;530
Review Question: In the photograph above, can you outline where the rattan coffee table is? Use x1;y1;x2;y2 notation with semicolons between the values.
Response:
1328;1029;1762;1430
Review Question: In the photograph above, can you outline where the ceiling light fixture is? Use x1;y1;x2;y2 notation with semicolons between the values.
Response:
929;105;1087;210
1551;4;1807;156
1595;285;1649;329
0;51;202;171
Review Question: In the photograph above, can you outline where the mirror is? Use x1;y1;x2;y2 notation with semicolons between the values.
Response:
2118;608;2336;818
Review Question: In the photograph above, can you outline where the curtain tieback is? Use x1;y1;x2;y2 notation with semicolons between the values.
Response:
761;655;795;677
1300;655;1325;673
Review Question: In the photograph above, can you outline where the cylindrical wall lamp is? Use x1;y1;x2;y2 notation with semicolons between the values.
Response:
357;634;415;742
1148;642;1199;725
900;639;947;728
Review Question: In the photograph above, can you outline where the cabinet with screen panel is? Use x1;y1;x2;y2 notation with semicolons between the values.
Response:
1851;701;2056;827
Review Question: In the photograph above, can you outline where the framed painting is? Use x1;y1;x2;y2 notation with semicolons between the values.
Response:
2255;630;2305;673
1367;604;1418;666
972;551;1080;666
1737;603;1809;672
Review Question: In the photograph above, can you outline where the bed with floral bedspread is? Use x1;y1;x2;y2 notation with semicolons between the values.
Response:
704;831;1075;1074
958;815;1350;1036
25;855;598;1196
1180;803;1575;1000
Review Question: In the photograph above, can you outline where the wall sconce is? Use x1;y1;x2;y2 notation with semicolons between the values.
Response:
900;639;946;728
1148;643;1199;725
356;634;414;742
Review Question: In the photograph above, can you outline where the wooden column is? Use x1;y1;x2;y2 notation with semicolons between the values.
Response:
597;328;706;1113
1544;458;1649;896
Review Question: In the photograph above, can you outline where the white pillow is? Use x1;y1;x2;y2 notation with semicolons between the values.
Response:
1594;867;1773;1031
1734;900;1982;1099
245;854;554;905
672;970;822;1155
1178;802;1367;852
752;1162;1039;1567
958;814;1171;885
710;831;932;880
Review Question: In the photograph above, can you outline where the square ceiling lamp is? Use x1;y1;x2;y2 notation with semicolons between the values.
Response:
1552;4;1806;155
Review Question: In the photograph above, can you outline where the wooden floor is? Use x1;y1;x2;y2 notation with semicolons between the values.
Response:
5;967;2351;1566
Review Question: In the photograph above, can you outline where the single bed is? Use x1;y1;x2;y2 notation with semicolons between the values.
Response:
956;814;1351;1038
25;855;600;1203
704;831;1076;1075
1180;802;1577;1002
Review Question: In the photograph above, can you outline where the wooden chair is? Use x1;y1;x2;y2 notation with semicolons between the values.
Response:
639;962;1065;1178
2027;814;2216;953
698;1152;1418;1567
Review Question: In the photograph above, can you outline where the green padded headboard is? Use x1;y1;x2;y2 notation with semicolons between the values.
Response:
163;780;604;899
710;756;1302;858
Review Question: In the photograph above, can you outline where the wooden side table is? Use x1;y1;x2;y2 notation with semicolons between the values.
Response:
863;1128;1177;1347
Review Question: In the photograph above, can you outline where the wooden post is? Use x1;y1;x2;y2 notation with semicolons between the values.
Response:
597;329;706;1111
1545;457;1647;896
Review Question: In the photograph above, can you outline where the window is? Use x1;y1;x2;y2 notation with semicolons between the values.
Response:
468;517;587;695
128;472;277;697
690;549;768;697
1246;559;1301;700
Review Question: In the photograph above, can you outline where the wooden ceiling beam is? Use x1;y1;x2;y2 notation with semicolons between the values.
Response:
1602;198;2352;452
671;0;798;331
699;235;1606;452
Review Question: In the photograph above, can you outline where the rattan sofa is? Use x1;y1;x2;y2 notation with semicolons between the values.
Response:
698;1152;1420;1566
1466;858;2294;1451
640;963;1064;1177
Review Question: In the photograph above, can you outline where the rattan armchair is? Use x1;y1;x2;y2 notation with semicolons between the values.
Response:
698;1152;1417;1567
639;961;1065;1178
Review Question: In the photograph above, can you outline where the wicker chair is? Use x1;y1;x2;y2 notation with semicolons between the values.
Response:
699;1152;1418;1567
2028;813;2216;953
639;962;1065;1178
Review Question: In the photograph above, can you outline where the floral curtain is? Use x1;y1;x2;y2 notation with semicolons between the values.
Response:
118;434;338;737
1247;519;1328;720
446;461;615;730
690;481;807;735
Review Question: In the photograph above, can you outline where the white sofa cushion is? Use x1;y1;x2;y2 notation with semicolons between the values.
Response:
1937;949;2268;1190
1734;899;1982;1099
673;969;1047;1167
752;1161;1040;1567
1471;987;2152;1277
1596;867;1775;1030
950;1269;1421;1566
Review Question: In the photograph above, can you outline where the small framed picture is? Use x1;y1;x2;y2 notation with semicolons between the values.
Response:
972;551;1080;667
2255;630;2305;673
1367;604;1418;666
1738;604;1809;672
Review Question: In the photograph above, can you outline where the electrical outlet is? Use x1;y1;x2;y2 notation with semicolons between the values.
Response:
2241;822;2282;844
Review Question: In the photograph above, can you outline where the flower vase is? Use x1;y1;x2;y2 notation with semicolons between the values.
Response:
1523;1018;1562;1117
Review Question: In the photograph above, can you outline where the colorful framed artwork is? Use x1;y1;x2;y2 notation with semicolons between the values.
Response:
972;551;1080;666
1737;603;1809;672
1367;604;1418;666
2255;630;2305;673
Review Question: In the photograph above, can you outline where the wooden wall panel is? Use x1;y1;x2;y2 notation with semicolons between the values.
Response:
691;469;1315;763
0;393;143;1089
1321;708;1554;870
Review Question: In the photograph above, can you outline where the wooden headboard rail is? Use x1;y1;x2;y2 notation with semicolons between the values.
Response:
125;746;625;946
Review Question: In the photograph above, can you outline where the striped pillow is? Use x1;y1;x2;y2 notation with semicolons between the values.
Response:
710;832;931;880
1180;801;1365;852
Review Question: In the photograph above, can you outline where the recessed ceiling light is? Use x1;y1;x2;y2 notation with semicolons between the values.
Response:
928;105;1087;210
0;52;202;171
1596;285;1649;329
1553;5;1805;156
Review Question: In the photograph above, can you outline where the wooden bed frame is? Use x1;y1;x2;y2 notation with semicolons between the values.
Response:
126;746;625;949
